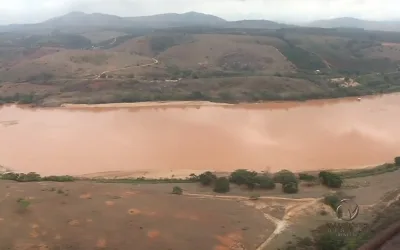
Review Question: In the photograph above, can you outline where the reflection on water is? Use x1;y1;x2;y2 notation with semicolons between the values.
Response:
1;94;400;176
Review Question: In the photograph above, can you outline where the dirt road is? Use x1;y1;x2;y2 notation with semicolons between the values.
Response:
95;58;158;79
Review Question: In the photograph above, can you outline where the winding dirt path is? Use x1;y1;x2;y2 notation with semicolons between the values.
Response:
94;58;159;79
184;192;319;250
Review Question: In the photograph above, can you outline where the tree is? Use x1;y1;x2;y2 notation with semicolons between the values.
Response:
319;171;343;188
256;175;276;190
282;182;299;194
273;170;298;185
229;169;258;189
395;156;400;166
198;171;217;186
213;177;230;193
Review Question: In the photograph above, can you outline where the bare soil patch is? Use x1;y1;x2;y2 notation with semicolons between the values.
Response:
0;181;271;250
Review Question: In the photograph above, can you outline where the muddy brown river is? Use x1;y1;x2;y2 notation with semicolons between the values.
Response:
1;94;400;177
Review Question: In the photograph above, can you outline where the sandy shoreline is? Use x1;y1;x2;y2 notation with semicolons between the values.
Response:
61;101;233;109
57;94;395;111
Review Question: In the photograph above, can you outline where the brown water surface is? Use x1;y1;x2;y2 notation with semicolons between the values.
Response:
1;94;400;176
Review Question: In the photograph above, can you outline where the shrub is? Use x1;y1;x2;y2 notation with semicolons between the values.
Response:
299;173;317;182
282;182;299;194
273;170;298;185
172;186;183;195
256;175;276;190
16;172;41;182
319;171;343;188
249;193;260;200
229;169;258;189
395;156;400;166
1;172;19;181
213;177;230;193
16;198;31;212
323;194;341;210
198;171;217;186
42;175;75;182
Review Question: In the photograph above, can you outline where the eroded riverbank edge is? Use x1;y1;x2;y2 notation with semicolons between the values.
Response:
59;94;381;110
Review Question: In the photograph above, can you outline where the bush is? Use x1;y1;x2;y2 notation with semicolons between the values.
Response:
16;198;31;212
229;169;258;189
273;170;298;185
1;172;19;181
172;186;183;195
256;175;276;190
16;172;41;182
282;182;299;194
42;175;75;182
213;177;230;193
299;173;317;182
319;171;343;188
323;194;341;210
198;171;217;186
395;156;400;166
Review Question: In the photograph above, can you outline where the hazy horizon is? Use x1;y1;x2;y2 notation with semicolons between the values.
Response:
0;0;399;25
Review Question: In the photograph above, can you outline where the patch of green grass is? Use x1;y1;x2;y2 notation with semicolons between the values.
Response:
16;198;31;212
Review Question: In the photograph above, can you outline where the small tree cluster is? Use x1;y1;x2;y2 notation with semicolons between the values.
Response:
298;173;317;182
1;172;75;182
319;171;343;188
273;170;299;194
198;171;217;186
273;170;298;184
229;169;276;190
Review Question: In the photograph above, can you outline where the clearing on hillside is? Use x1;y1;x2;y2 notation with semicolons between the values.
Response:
157;34;296;74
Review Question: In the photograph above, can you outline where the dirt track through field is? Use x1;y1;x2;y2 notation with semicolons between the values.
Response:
94;58;158;79
184;192;320;250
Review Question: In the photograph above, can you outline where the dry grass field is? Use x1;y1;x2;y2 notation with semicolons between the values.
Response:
81;30;128;43
157;34;295;73
0;168;399;250
0;50;153;82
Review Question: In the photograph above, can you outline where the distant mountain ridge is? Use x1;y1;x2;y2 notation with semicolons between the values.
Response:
2;12;400;33
0;11;291;32
307;17;400;32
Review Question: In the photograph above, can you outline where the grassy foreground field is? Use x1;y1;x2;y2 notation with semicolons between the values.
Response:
1;161;400;250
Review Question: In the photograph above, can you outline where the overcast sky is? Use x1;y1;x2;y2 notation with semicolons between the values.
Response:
0;0;398;25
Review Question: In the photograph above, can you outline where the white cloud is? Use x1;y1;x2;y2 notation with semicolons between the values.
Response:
0;0;398;25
